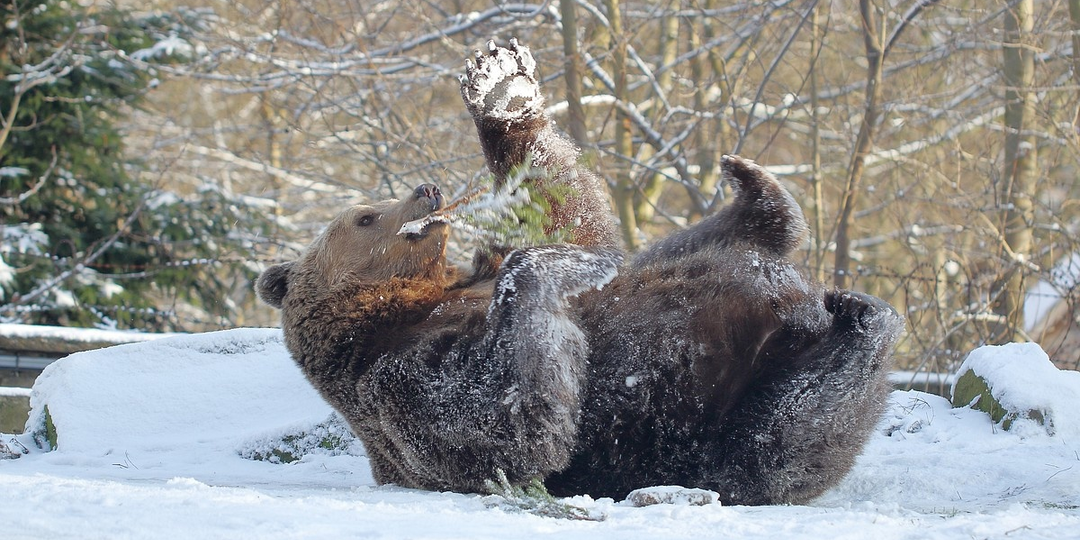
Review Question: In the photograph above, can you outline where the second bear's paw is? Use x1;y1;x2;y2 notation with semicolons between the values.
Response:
460;38;544;123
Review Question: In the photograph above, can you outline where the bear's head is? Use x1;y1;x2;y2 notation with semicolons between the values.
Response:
256;184;451;309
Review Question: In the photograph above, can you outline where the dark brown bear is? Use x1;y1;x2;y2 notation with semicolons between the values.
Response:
256;41;904;506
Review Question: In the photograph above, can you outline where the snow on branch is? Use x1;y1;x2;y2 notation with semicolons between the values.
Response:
184;145;347;195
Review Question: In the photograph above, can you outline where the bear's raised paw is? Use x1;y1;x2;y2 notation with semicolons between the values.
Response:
460;38;543;123
721;154;784;200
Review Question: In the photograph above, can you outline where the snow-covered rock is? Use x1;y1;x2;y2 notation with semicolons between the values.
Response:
24;328;340;458
951;342;1080;436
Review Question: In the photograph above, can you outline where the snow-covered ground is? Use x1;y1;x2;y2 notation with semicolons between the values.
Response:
2;328;1079;539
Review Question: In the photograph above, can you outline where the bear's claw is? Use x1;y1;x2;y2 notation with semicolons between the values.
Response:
495;246;623;307
825;289;901;333
460;38;543;123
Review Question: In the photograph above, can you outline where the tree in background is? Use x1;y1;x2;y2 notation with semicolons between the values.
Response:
988;0;1038;343
0;0;275;331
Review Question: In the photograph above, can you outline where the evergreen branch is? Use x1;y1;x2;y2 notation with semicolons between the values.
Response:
0;147;57;206
398;156;570;247
482;469;599;521
12;197;148;307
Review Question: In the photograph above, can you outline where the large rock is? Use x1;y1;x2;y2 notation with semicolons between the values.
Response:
951;343;1080;436
23;328;335;455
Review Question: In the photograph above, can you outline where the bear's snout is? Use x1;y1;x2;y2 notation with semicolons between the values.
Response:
414;184;444;212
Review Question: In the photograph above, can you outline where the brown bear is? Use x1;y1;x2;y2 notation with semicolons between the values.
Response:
256;41;904;506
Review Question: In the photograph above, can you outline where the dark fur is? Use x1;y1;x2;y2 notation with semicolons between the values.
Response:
256;42;903;505
546;158;901;503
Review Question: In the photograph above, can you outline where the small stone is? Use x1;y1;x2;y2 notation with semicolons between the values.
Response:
625;486;721;507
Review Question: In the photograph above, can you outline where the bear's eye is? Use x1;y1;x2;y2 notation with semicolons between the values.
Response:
356;214;376;227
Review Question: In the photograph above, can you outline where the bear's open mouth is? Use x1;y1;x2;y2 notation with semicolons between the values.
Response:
398;184;448;240
399;214;450;239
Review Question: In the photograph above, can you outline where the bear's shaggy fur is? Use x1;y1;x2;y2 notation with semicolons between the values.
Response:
256;41;904;505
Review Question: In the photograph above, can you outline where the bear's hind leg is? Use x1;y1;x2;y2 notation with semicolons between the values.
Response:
633;155;808;267
705;289;903;505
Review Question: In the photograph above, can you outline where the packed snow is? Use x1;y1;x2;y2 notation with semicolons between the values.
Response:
2;328;1080;539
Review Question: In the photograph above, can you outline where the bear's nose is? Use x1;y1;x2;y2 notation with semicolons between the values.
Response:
414;184;443;211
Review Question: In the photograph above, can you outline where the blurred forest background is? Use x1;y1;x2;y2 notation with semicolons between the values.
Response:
2;0;1079;378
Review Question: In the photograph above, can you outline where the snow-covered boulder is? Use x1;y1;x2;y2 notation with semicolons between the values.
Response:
951;342;1080;436
23;328;345;459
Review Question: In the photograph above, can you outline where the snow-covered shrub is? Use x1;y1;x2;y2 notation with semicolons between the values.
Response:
237;415;363;464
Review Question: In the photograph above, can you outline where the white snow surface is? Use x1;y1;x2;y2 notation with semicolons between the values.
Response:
2;328;1080;539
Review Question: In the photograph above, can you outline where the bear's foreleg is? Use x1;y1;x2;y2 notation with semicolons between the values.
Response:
367;245;622;493
476;245;623;480
461;39;620;248
705;289;903;505
633;154;808;267
460;38;559;181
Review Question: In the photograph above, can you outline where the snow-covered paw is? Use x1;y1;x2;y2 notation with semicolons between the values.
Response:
460;38;544;123
624;486;721;507
495;246;622;306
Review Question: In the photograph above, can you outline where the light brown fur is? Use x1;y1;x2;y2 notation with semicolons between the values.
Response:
308;199;455;290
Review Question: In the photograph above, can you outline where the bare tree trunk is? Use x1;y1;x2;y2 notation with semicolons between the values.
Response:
1071;0;1080;87
832;0;939;288
1069;0;1080;140
809;3;827;282
635;13;679;225
559;0;589;148
833;0;884;289
604;0;639;250
991;0;1037;343
690;6;723;221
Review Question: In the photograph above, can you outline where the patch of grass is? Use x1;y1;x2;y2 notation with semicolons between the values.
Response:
1039;502;1080;511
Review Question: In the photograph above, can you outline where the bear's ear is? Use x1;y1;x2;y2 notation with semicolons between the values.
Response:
255;262;295;309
